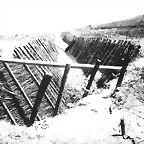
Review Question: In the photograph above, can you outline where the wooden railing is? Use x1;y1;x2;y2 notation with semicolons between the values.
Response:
0;58;122;70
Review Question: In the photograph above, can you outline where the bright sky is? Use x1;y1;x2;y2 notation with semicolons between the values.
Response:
0;0;144;36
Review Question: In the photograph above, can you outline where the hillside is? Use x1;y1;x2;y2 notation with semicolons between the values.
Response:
94;15;144;39
95;15;144;29
61;14;144;42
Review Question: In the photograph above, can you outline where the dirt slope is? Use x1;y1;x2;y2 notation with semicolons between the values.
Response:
95;15;144;29
61;14;144;42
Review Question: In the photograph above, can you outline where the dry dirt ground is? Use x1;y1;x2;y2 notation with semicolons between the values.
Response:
0;37;144;144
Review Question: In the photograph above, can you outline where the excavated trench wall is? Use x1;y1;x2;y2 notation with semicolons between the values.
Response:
65;36;141;86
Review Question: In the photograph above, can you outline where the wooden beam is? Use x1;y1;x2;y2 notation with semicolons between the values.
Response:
0;58;122;70
0;100;17;125
20;46;67;108
53;64;71;116
14;48;55;109
115;44;132;88
28;74;52;127
83;59;101;98
3;63;41;121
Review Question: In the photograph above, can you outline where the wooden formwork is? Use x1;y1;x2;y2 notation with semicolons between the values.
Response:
66;37;140;66
65;37;141;86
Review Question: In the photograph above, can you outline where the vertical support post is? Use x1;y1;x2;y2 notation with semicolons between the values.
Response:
120;118;125;137
83;59;101;98
53;64;71;116
28;73;52;127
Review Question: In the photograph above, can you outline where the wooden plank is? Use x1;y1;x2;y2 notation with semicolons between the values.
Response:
3;62;41;121
24;45;61;94
21;45;67;108
82;59;101;98
28;74;52;126
72;38;82;58
113;40;128;65
103;40;120;65
27;43;61;80
14;48;55;109
53;64;71;116
100;40;114;63
81;39;99;63
96;39;108;60
115;44;132;88
65;40;75;52
108;40;125;66
88;38;103;64
22;46;45;74
0;87;29;124
0;58;122;70
22;45;67;110
0;100;17;125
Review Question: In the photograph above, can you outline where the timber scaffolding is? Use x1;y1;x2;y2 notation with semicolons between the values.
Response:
65;36;141;87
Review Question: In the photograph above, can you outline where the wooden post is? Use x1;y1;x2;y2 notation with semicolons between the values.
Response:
115;44;133;89
115;60;129;88
3;62;41;121
14;48;55;109
120;118;126;137
83;59;101;98
53;64;71;116
65;40;75;52
27;73;52;127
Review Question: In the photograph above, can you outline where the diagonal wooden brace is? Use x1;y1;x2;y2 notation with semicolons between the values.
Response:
53;64;71;116
82;59;101;98
28;73;52;126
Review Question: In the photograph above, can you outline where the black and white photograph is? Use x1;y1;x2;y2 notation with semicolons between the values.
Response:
0;0;144;143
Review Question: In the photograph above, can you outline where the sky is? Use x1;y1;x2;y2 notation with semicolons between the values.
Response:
0;0;144;36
